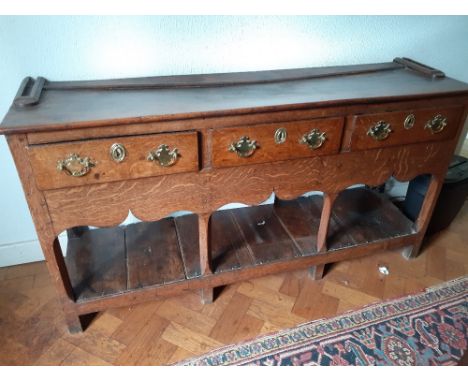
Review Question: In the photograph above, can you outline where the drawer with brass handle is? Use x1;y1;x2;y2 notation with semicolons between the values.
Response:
346;106;463;151
28;131;199;190
212;117;344;168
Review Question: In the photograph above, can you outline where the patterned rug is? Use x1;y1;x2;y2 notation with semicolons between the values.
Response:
177;276;468;365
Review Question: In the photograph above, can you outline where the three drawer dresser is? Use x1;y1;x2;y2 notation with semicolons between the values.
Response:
1;57;468;333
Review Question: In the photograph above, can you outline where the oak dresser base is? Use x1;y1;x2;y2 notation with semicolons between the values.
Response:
1;58;467;333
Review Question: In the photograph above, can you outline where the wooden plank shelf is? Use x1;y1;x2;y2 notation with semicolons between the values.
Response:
64;188;414;302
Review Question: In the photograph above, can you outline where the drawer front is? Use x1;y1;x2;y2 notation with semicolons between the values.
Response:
212;117;344;168
348;106;463;151
28;131;199;190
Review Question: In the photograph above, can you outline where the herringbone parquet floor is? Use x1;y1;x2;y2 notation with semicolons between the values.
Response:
0;199;467;365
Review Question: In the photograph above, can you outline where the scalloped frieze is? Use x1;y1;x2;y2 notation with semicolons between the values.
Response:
45;140;454;235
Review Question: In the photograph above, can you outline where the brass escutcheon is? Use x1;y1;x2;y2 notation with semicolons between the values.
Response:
300;129;326;149
274;128;288;144
109;143;126;163
147;144;179;167
57;153;95;177
367;121;392;141
425;114;447;134
404;114;416;129
228;136;258;158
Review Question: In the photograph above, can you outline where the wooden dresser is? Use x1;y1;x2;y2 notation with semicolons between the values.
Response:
1;58;467;333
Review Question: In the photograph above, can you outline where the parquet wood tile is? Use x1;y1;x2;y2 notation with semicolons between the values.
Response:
15;299;67;358
446;247;467;264
64;327;126;364
209;292;253;344
425;246;448;280
166;346;196;365
111;301;162;346
324;269;362;291
157;300;218;336
0;198;467;365
0;261;47;280
0;275;35;292
278;272;303;298
230;313;265;344
381;275;408;300
61;346;112;366
292;279;340;320
32;271;53;289
87;313;123;337
200;284;238;320
135;337;178;366
335;299;360;314
34;338;78;366
13;284;56;319
0;289;28;313
378;250;427;279
237;281;296;311
253;274;286;292
402;277;439;295
247;298;305;328
0;336;36;365
321;280;380;307
161;322;224;354
115;315;170;365
259;321;282;336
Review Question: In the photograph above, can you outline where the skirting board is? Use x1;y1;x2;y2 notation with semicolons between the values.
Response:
0;235;67;268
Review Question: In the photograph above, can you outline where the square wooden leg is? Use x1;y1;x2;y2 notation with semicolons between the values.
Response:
402;175;443;260
401;242;425;260
200;287;214;304
309;264;325;280
64;311;84;334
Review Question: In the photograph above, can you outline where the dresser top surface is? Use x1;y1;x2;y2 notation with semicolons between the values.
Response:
1;58;468;134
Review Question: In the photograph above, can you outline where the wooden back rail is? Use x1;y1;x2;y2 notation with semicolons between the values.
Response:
2;58;468;333
11;58;440;108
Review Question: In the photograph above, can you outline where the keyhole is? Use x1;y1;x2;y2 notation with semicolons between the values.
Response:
115;148;123;159
274;128;287;144
404;114;415;130
110;143;126;163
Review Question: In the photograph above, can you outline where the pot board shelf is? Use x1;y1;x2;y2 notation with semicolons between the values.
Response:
64;187;415;303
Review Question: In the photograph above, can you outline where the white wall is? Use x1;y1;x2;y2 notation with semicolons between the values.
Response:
1;16;467;266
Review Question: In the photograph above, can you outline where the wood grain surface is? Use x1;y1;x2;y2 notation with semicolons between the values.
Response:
65;227;127;301
44;140;455;235
61;188;414;306
347;105;463;151
28;131;199;190
2;61;468;133
6;134;83;332
212;117;344;168
25;96;468;146
2;60;467;333
1;198;467;365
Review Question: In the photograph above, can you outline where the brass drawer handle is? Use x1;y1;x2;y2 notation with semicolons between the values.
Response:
147;144;179;167
425;114;447;134
300;129;326;149
228;136;258;158
57;153;95;177
367;121;392;141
